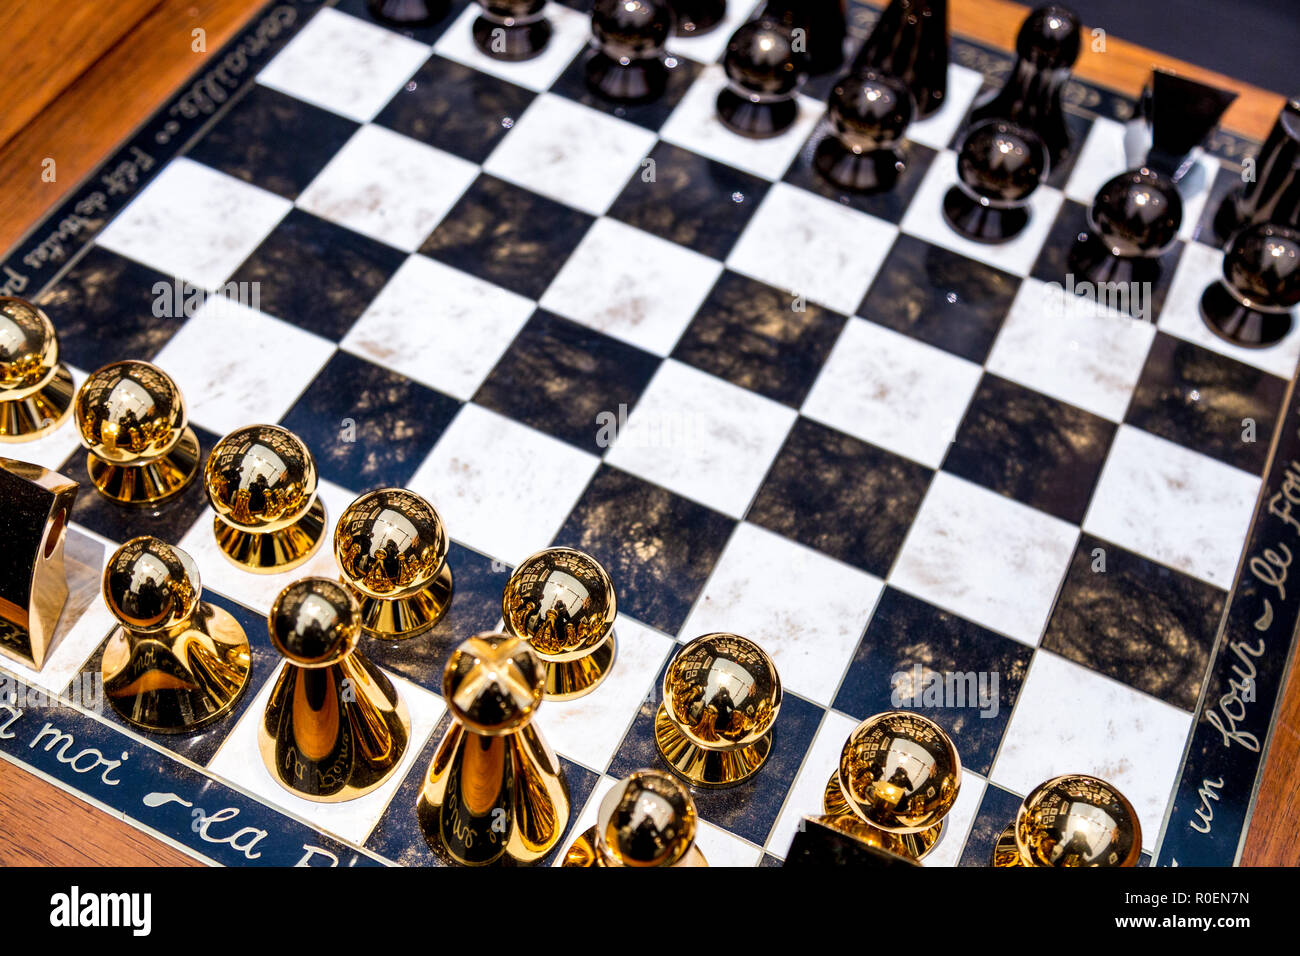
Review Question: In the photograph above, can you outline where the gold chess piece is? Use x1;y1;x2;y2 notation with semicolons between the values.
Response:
74;360;199;505
417;632;570;865
101;536;251;732
824;711;962;861
259;577;411;801
992;773;1142;867
655;633;782;788
0;458;78;669
334;488;452;639
0;297;74;441
563;770;708;867
502;546;617;700
204;424;327;573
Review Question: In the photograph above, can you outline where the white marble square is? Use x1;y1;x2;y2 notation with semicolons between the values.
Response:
540;217;722;355
484;93;658;215
900;149;1065;276
97;158;291;290
151;295;334;435
891;472;1079;645
1064;116;1128;205
802;317;982;468
904;64;986;152
1083;425;1260;589
991;650;1193;851
659;64;823;181
665;0;763;63
256;6;432;122
433;2;592;92
985;278;1156;422
407;404;600;564
296;124;479;251
342;254;535;401
922;771;985;868
727;182;899;314
207;670;444;846
682;523;882;704
605;360;796;518
767;709;857;859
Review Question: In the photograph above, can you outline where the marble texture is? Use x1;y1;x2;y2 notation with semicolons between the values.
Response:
432;1;592;93
767;709;858;862
903;64;986;152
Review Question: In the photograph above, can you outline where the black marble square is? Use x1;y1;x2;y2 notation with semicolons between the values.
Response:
1042;533;1226;711
858;234;1019;363
784;125;939;225
833;587;1033;778
1125;332;1286;476
748;417;932;578
421;174;595;300
374;54;536;164
333;0;470;44
551;47;704;131
942;373;1117;524
957;782;1022;866
228;209;406;341
474;309;660;455
552;465;735;634
279;350;460;491
608;142;770;260
36;246;185;369
186;84;359;200
671;271;847;407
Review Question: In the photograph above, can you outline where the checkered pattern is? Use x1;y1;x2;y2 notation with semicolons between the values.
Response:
9;0;1297;867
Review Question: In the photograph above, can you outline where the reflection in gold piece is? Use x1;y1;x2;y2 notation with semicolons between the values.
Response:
74;360;199;505
418;632;570;865
258;578;410;801
822;772;937;859
334;488;452;639
991;773;1143;867
654;633;781;788
502;547;617;700
0;458;78;669
992;821;1024;867
205;424;327;573
562;769;707;867
0;298;74;442
100;536;251;732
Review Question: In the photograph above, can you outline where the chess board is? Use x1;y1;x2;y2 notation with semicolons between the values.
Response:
1;0;1296;868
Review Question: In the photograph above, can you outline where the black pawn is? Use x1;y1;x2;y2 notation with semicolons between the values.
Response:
968;4;1080;168
1201;223;1300;347
763;0;848;76
367;0;450;27
814;70;912;193
942;119;1047;243
1070;166;1182;286
586;0;675;103
1214;99;1300;242
668;0;726;37
853;0;949;118
716;18;809;139
473;0;551;61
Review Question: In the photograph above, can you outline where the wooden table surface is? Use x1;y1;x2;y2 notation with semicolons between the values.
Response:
0;0;1295;867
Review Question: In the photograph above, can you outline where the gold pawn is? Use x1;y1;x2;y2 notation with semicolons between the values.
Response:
0;297;74;442
563;770;708;867
992;773;1142;867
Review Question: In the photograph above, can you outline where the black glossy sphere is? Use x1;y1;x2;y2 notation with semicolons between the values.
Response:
723;18;807;98
1088;167;1183;257
956;119;1047;203
593;0;674;58
1016;4;1081;69
1223;223;1300;310
828;70;913;150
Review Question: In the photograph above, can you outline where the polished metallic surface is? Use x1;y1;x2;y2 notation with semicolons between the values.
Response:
654;633;781;787
992;773;1143;867
0;458;78;669
100;536;251;732
259;578;410;801
418;632;570;865
74;360;199;505
563;770;707;867
502;547;617;700
334;488;452;638
0;298;74;442
205;424;327;573
822;771;937;859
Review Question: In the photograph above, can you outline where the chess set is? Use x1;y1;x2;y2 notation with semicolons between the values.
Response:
0;0;1298;868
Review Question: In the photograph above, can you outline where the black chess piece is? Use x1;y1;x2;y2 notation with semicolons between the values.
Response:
814;69;913;193
1201;223;1300;347
763;0;848;76
473;0;552;61
1214;99;1300;242
367;0;450;27
853;0;948;118
716;18;809;138
668;0;725;36
1070;166;1182;287
942;119;1047;243
967;4;1080;168
586;0;675;103
1142;68;1237;183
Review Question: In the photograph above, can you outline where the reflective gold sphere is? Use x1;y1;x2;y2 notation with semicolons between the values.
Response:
663;633;781;751
502;547;616;660
102;536;200;633
74;360;187;465
205;425;319;532
334;488;448;600
0;298;60;396
268;578;361;667
597;770;698;867
443;632;544;736
1015;774;1142;867
838;711;961;833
